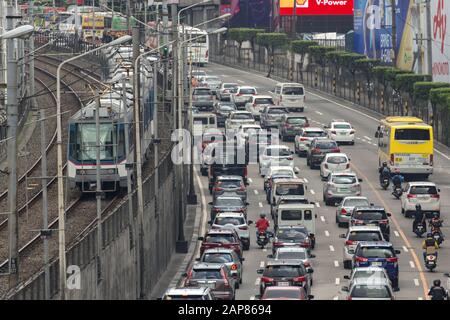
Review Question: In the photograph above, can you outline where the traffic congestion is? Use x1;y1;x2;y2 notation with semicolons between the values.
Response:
161;62;450;301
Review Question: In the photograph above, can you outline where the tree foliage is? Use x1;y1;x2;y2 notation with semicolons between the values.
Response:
394;74;432;93
307;45;335;66
227;28;265;43
413;82;450;102
256;32;289;51
430;87;450;106
291;40;318;55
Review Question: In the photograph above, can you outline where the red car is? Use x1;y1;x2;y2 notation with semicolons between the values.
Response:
198;229;243;259
258;286;313;300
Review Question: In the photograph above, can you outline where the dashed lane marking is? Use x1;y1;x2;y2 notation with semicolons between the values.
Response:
320;216;325;222
254;190;259;195
403;246;409;253
414;279;420;286
335;278;340;285
333;296;339;300
295;167;300;173
248;178;253;183
303;178;308;183
250;296;255;300
410;261;415;269
260;261;265;268
255;278;261;286
329;245;335;252
364;136;372;141
263;248;267;252
310;189;315;195
394;231;400;237
316;203;321;208
315;111;323;115
259;202;263;208
325;230;330;237
334;260;339;268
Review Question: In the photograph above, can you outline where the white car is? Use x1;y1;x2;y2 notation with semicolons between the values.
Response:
259;145;294;176
401;182;441;217
244;95;275;121
225;111;256;136
230;86;257;108
294;127;327;156
217;82;238;101
340;226;385;269
263;166;298;191
320;153;351;180
236;124;262;145
344;267;392;288
210;212;253;250
324;120;355;145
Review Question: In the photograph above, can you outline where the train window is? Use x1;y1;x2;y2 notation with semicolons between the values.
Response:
75;123;117;162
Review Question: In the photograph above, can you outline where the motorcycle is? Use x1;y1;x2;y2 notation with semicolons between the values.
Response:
431;227;444;247
425;254;437;272
414;221;426;238
392;185;403;199
381;177;390;190
256;231;271;249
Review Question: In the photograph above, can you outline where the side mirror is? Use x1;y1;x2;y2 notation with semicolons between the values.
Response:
309;201;316;205
241;257;245;261
339;234;346;239
438;189;441;192
341;286;349;292
294;168;300;174
444;273;450;277
267;254;274;259
324;125;329;129
307;268;314;274
395;250;401;254
310;254;316;258
370;203;375;206
208;202;213;206
257;269;264;274
208;220;212;225
343;275;350;280
315;214;318;218
291;150;294;155
308;295;315;300
375;131;379;138
246;202;250;206
358;178;363;182
248;220;254;225
198;236;204;241
387;213;392;217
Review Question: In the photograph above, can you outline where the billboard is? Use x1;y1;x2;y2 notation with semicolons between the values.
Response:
279;0;354;16
431;0;450;82
353;0;422;72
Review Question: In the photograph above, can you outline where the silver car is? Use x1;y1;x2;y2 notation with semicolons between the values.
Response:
294;127;327;156
335;196;370;228
217;83;239;101
323;172;363;206
210;212;253;250
202;76;222;94
212;175;247;202
342;278;395;300
343;266;392;289
260;106;289;129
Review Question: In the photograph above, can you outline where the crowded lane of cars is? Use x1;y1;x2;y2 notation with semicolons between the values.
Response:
162;62;450;300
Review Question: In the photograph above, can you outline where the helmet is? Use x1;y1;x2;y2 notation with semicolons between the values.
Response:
427;233;433;238
433;212;439;218
382;162;387;167
394;168;400;174
433;279;441;287
415;204;422;210
260;213;266;218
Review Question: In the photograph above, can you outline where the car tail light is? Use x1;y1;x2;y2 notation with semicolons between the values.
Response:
354;220;365;225
230;264;238;271
340;208;347;215
301;241;310;248
293;276;306;284
236;93;242;96
238;185;246;191
273;241;283;247
347;296;352;300
253;103;257;107
214;208;221;212
390;154;394;165
312;148;321;154
261;276;274;283
324;164;329;169
300;137;308;141
239;226;248;230
431;194;440;199
287;156;293;161
386;257;398;263
430;154;434;166
355;256;368;263
238;208;245;213
303;261;311;268
213;187;223;192
379;219;389;224
407;194;416;199
350;130;355;134
331;131;337;135
346;163;350;169
345;240;355;246
332;148;341;152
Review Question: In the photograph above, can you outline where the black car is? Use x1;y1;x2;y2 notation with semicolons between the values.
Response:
306;139;340;169
257;260;313;296
208;195;249;221
272;226;312;255
214;102;237;127
350;206;392;241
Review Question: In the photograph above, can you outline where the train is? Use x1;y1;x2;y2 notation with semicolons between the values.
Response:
67;49;156;193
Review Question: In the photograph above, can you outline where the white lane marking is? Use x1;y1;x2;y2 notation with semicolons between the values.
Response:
364;136;372;141
410;261;415;269
334;260;339;268
237;80;245;83
325;230;330;237
403;246;409;253
394;231;400;237
373;143;378;146
254;190;259;195
329;245;335;252
320;216;325;222
248;178;253;183
414;279;420;286
295;167;300;173
255;278;261;286
333;296;339;300
250;296;255;300
315;111;323;115
310;189;315;195
316;202;321;208
335;278;340;285
356;137;362;140
418;297;423;300
259;202;263;208
260;261;265;268
263;248;267;252
303;178;308;183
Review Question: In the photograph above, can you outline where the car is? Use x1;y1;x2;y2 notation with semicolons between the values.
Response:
400;181;441;218
210;212;253;250
225;111;255;136
320;153;351;180
199;131;226;176
335;196;370;228
212;175;247;202
191;70;207;80
349;206;392;241
340;226;386;269
245;130;276;163
197;248;244;288
183;263;236;300
351;241;401;290
342;277;395;300
272;226;312;256
324;120;355;144
198;229;243;259
269;247;315;283
270;195;310;220
209;195;248;220
279;115;309;141
323;172;363;206
230;86;257;109
270;82;306;112
343;266;392;289
257;260;313;296
260;106;290;129
259;145;294;176
245;95;275;121
306;138;340;169
200;75;222;94
217;82;239;101
161;287;214;300
294;127;327;157
192;87;215;112
263;166;297;192
257;286;313;300
214;101;237;127
235;124;262;145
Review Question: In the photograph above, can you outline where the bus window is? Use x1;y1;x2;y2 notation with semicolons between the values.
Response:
394;128;430;141
304;210;312;220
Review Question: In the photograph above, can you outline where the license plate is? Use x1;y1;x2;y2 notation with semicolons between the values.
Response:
258;236;266;239
199;282;216;289
371;262;382;267
339;132;347;135
278;282;290;286
428;261;435;265
338;188;350;192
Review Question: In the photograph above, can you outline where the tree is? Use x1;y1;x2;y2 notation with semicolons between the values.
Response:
256;33;289;77
412;82;450;122
307;46;335;87
291;40;318;80
395;74;432;116
354;58;380;103
337;52;366;100
227;28;265;62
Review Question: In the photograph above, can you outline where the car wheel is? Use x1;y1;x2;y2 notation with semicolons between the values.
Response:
244;243;250;251
306;157;310;166
201;168;208;176
350;141;355;145
343;260;352;269
336;214;339;223
338;221;347;228
235;282;240;289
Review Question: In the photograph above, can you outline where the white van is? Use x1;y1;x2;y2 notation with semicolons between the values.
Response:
275;202;316;236
193;113;217;133
271;82;306;112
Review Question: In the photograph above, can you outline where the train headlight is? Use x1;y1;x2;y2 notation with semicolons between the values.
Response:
108;169;116;175
77;169;86;175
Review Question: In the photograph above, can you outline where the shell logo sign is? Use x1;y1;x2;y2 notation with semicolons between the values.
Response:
280;0;354;15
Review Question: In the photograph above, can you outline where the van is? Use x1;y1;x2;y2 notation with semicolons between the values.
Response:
270;178;307;206
271;83;306;112
275;202;316;237
193;113;217;132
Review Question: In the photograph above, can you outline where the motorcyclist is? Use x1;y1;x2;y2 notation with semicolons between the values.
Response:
428;279;448;300
378;162;391;186
391;169;404;189
422;232;439;261
430;212;444;240
413;204;426;234
255;213;270;238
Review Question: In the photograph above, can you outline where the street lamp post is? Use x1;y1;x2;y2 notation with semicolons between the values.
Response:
55;35;132;299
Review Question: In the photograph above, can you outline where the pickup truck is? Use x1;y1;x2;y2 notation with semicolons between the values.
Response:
225;111;255;136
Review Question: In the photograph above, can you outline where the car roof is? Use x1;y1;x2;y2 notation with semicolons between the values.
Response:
351;277;391;286
215;195;243;201
356;241;393;248
330;172;357;177
303;127;324;132
265;144;290;149
312;138;335;143
266;260;305;266
352;266;387;273
237;86;256;89
215;212;246;218
264;286;302;291
406;181;437;186
231;110;253;114
276;82;304;86
353;206;385;211
268;166;294;172
192;262;225;270
276;247;308;253
273;178;306;184
203;247;235;254
348;226;383;232
342;196;369;202
206;229;236;235
164;287;210;295
325;153;348;158
217;175;243;180
252;95;272;99
241;124;261;128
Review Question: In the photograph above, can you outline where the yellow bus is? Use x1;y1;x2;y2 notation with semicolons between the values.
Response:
375;116;434;177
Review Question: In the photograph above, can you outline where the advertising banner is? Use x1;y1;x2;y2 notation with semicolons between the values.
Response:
279;0;354;16
431;0;450;82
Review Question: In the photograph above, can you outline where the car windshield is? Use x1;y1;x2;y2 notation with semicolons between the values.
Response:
243;127;261;133
264;265;303;277
358;247;395;258
263;289;301;299
268;108;288;114
272;170;293;177
224;83;238;88
304;131;326;137
217;180;241;188
214;216;245;226
348;231;383;242
409;186;438;195
191;269;222;280
219;105;236;111
351;285;391;298
287;118;307;125
276;229;307;241
282;87;304;95
354;211;387;220
394;128;430;141
327;156;347;164
277;251;307;260
205;77;220;82
215;198;243;207
334;124;351;129
316;141;337;149
276;184;305;196
202;253;233;264
194;89;212;95
232;113;253;120
353;270;387;281
332;176;357;184
255;98;274;104
266;148;291;157
239;88;256;94
164;295;205;300
344;199;370;207
205;234;236;244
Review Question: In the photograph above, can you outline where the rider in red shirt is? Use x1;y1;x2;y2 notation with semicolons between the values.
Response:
255;213;270;237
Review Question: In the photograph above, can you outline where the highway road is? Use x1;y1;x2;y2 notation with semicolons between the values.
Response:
192;62;450;300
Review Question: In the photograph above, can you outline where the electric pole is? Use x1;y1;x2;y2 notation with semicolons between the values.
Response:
425;0;433;76
391;0;397;66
